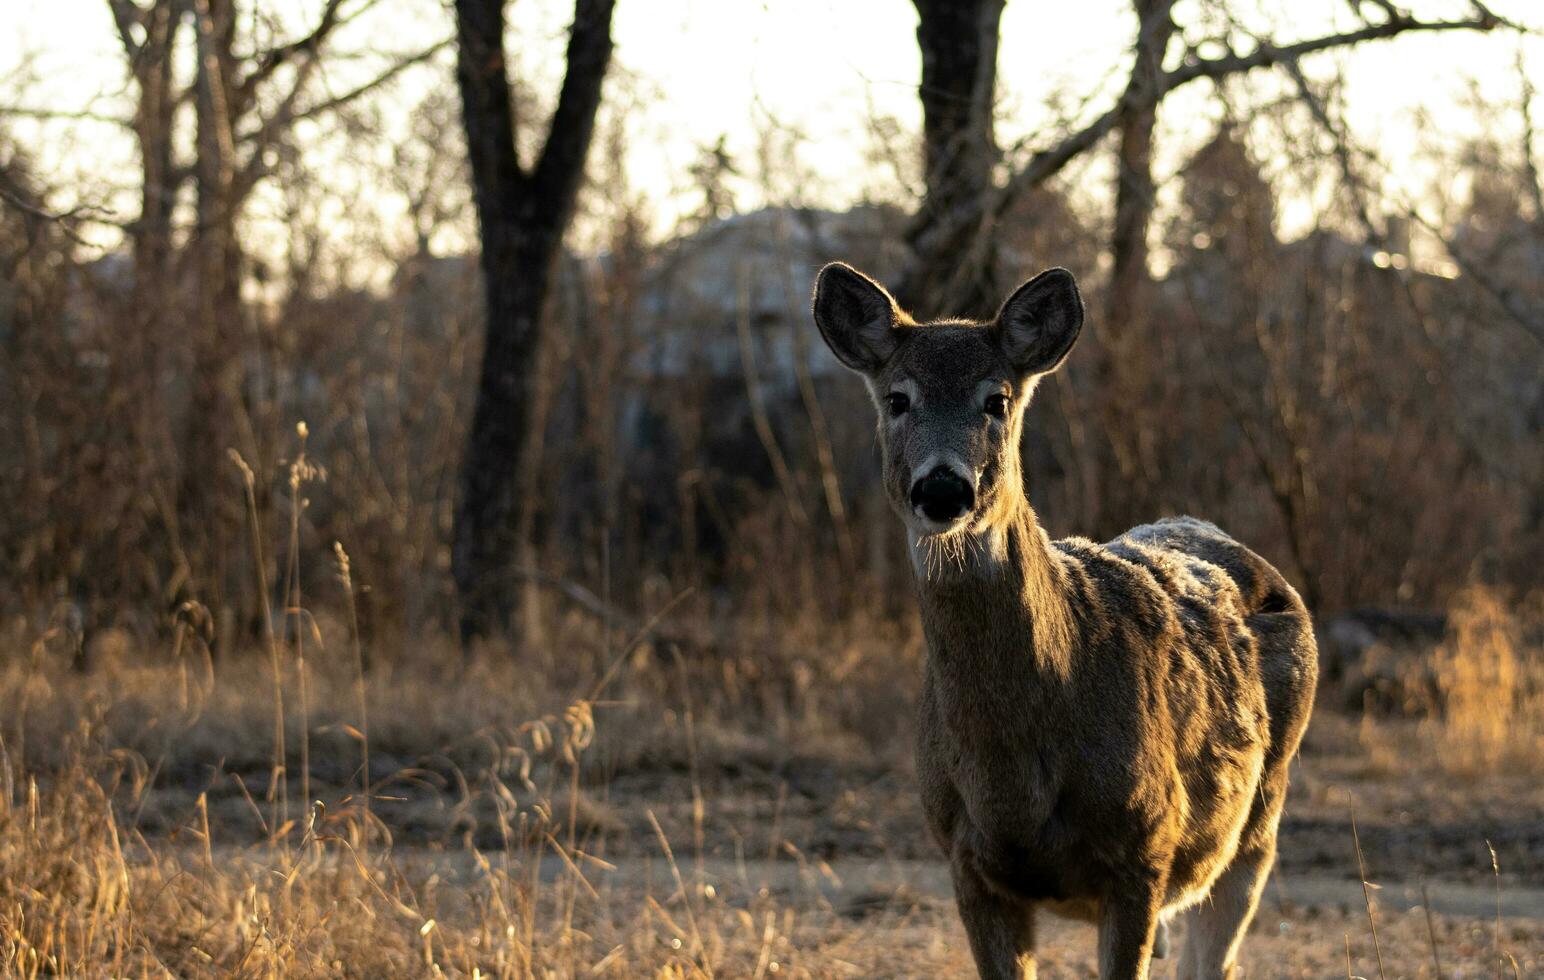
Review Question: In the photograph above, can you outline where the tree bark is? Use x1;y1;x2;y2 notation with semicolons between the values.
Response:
176;0;249;624
111;0;182;305
902;0;1004;318
451;0;616;644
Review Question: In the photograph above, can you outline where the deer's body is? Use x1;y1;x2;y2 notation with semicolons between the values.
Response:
812;264;1317;979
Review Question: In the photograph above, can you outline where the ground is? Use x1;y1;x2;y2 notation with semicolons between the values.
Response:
121;712;1543;977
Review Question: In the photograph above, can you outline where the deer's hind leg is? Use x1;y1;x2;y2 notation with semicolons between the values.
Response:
1174;837;1276;979
951;857;1038;980
1177;606;1313;977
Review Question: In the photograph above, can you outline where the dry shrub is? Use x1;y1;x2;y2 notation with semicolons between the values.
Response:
0;749;824;977
1422;586;1544;775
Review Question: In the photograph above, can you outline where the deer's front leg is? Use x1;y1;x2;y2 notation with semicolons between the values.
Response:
1097;882;1163;980
951;854;1037;980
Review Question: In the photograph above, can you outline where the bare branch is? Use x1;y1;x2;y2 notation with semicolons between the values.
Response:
530;0;616;209
1165;8;1502;91
235;0;348;108
106;0;149;62
0;105;132;128
273;40;449;127
0;182;121;243
1407;206;1544;348
1263;30;1544;353
232;39;449;197
191;0;238;177
1278;59;1380;238
454;0;527;195
1517;49;1544;222
986;3;1509;227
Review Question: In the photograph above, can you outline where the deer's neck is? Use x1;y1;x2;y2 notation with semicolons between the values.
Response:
910;487;1075;684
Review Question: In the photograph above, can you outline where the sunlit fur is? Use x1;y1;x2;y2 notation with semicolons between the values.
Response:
812;262;1318;980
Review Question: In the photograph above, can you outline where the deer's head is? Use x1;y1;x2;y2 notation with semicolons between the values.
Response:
812;263;1083;540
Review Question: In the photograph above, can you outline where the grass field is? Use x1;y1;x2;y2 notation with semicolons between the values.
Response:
2;588;1542;977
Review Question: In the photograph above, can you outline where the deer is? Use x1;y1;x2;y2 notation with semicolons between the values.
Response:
810;263;1317;980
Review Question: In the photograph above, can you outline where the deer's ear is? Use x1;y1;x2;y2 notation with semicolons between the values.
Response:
812;262;903;374
994;268;1083;376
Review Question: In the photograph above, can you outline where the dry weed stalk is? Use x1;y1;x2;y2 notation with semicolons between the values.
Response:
230;448;287;837
1351;807;1387;980
334;541;371;860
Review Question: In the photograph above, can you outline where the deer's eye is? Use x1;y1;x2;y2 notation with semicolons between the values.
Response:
886;392;910;417
984;393;1009;419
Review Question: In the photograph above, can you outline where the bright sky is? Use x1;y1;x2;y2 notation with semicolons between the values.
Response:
3;0;1542;276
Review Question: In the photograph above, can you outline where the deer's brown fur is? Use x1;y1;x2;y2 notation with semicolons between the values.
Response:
812;263;1317;979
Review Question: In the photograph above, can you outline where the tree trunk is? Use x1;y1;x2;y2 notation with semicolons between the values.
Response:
174;0;249;634
902;0;1004;318
451;0;615;644
1095;0;1176;534
124;0;182;308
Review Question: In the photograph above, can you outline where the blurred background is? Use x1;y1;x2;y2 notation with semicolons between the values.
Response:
2;0;1540;655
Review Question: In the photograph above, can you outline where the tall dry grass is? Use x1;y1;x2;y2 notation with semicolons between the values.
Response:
1352;585;1544;779
0;718;830;977
1424;587;1544;775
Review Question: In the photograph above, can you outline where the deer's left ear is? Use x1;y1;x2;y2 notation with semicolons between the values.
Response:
993;268;1083;376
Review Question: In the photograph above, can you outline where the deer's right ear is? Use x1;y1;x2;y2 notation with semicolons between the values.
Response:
812;262;902;374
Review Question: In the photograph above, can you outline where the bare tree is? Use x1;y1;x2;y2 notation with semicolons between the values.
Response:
903;0;1510;536
451;0;617;643
0;0;454;638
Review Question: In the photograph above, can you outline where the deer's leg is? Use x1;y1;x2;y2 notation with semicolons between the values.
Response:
951;858;1037;980
1097;880;1163;980
1176;840;1275;980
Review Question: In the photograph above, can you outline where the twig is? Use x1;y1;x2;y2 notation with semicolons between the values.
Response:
230;449;287;840
646;809;711;977
1421;879;1445;979
335;542;370;861
0;183;117;243
587;588;695;701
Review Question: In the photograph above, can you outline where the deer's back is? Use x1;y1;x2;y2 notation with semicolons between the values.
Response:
1058;515;1317;769
1092;516;1318;738
1038;516;1315;906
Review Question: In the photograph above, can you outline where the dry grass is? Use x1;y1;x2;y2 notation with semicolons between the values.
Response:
1424;587;1544;774
0;578;930;978
0;745;840;977
1355;586;1544;778
0;625;854;977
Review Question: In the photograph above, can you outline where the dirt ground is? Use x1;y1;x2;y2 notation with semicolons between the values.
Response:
333;710;1544;976
371;849;1543;977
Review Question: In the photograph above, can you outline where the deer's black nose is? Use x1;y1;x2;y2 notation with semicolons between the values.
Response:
911;466;974;523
